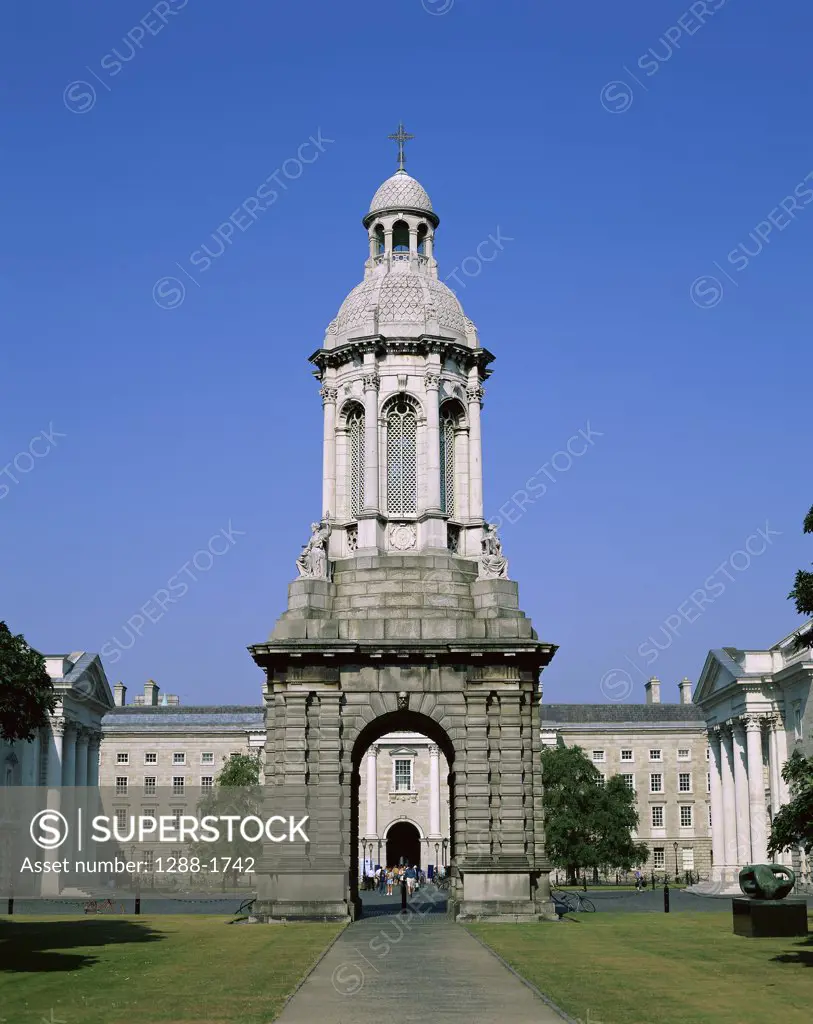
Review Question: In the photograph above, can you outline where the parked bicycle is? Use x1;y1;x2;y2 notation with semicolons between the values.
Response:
84;898;123;914
550;888;595;913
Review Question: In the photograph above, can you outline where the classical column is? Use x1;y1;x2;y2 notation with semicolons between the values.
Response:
455;427;470;521
61;724;77;787
43;720;65;896
744;716;768;863
428;744;441;837
466;380;484;521
720;726;738;869
22;729;41;786
362;373;380;514
74;728;89;788
424;370;442;512
707;729;725;874
731;720;751;865
87;732;101;788
365;745;378;839
774;715;790;805
320;385;338;518
767;716;782;814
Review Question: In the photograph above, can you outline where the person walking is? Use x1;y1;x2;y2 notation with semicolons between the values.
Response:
405;864;416;896
386;867;394;896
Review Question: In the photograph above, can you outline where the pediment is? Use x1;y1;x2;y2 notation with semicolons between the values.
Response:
694;649;741;706
388;746;419;757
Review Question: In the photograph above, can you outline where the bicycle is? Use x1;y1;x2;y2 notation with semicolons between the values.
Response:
434;875;452;892
551;888;595;913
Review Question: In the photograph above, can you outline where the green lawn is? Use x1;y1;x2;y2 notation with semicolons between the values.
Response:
0;915;344;1024
469;913;813;1024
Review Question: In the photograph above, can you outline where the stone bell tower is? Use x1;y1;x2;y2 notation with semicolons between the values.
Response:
250;127;558;922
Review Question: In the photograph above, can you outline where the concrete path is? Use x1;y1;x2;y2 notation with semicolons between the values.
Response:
277;905;564;1024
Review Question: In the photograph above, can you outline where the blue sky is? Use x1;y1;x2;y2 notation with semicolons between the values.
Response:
2;0;811;707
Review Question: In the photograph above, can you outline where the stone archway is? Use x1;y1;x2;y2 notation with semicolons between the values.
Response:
386;821;422;869
249;552;558;923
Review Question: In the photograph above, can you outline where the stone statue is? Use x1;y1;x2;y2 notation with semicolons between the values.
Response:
478;522;509;579
738;863;795;901
296;518;332;580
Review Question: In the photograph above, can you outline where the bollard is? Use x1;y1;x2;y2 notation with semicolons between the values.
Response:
400;879;407;913
7;898;13;916
135;897;141;915
663;882;670;914
651;873;656;890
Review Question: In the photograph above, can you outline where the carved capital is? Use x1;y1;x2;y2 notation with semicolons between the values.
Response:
362;373;380;392
424;371;441;390
707;726;722;745
428;743;440;757
742;714;763;733
51;718;66;737
320;385;338;405
466;384;485;404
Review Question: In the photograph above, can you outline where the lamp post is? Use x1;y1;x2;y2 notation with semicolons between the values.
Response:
673;841;679;881
442;838;448;870
368;843;373;889
130;844;141;915
434;842;439;877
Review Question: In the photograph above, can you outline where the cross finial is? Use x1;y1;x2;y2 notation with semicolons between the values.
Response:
388;122;414;172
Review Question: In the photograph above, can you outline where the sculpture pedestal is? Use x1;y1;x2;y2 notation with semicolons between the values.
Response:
732;897;809;938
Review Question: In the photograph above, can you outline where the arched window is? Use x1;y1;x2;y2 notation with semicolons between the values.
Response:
346;405;365;517
375;225;385;255
417;223;428;254
386;395;419;515
392;220;410;252
440;406;457;516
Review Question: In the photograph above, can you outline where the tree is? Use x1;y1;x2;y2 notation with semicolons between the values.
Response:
788;503;813;648
189;752;262;890
541;745;648;883
767;750;813;857
0;621;57;742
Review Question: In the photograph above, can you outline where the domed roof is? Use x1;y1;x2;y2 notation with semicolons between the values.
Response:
335;267;466;339
368;171;434;218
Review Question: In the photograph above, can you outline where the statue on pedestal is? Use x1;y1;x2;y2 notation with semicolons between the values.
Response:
296;517;332;580
478;522;508;579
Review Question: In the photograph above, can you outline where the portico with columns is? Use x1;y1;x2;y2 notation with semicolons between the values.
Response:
695;624;812;891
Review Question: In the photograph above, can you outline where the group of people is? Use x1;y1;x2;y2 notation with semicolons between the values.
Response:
364;864;433;896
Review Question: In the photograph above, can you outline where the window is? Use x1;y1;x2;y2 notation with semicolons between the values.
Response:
143;850;154;871
201;776;213;790
591;750;605;763
651;806;665;828
653;848;665;869
620;749;633;761
677;748;690;760
375;224;385;255
142;808;155;821
682;848;695;871
793;703;803;743
705;747;710;760
708;806;713;828
229;752;240;760
649;773;663;793
347;405;365;517
706;773;711;793
678;773;692;793
440;406;456;516
144;752;157;765
173;752;185;765
386;396;418;515
392;219;409;252
680;805;693;828
621;773;635;790
201;752;214;765
116;752;129;765
171;808;182;827
649;749;662;761
172;776;185;795
115;776;128;795
144;777;156;795
115;808;128;829
595;774;605;787
394;759;412;792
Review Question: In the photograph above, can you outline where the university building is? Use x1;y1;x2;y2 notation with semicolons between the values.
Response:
2;144;811;904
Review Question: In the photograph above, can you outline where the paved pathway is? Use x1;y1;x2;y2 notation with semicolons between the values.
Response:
277;900;564;1024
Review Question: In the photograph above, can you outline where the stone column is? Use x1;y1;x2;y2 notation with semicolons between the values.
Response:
365;745;378;839
708;729;725;874
87;732;101;788
767;716;782;814
43;721;65;896
61;724;76;787
428;744;441;837
744;716;768;864
455;427;470;522
424;370;442;513
463;692;490;866
362;373;380;514
466;380;484;522
22;729;41;786
320;385;338;518
774;716;790;805
720;726;738;871
731;720;751;865
498;693;526;860
74;728;89;788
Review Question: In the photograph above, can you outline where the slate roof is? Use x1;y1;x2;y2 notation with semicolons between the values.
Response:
541;703;705;726
102;706;264;732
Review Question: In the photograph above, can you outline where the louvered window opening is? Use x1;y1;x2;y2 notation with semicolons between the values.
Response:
440;410;456;516
348;407;365;516
387;398;418;515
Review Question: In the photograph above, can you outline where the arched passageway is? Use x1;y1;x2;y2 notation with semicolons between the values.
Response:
386;821;422;869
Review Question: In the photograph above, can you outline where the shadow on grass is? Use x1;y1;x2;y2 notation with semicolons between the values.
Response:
771;933;813;967
0;918;163;972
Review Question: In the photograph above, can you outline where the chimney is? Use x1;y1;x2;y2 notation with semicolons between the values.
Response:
114;682;127;707
645;677;661;705
143;679;160;706
679;677;693;705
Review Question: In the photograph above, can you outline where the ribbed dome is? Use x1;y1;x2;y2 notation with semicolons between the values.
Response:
368;171;434;217
336;267;466;338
